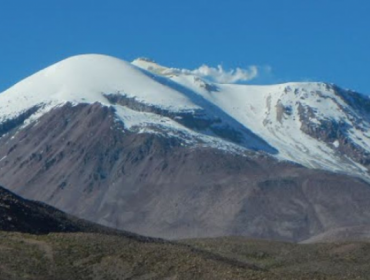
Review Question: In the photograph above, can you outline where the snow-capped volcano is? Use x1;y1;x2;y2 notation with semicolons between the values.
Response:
2;54;370;242
1;54;369;179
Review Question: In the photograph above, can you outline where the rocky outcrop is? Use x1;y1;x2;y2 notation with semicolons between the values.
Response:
298;101;370;167
105;93;220;130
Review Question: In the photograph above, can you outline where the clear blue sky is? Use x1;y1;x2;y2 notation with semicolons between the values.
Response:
1;0;369;93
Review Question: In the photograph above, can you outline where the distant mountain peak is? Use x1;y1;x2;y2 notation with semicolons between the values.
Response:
2;54;370;242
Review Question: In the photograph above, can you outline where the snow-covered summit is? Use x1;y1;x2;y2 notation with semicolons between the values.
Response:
0;54;200;120
1;54;370;180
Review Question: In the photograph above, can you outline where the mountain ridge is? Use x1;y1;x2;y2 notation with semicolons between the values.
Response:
1;54;370;241
1;54;369;179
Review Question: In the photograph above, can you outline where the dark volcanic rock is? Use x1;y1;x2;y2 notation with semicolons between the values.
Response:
0;185;84;234
0;185;108;234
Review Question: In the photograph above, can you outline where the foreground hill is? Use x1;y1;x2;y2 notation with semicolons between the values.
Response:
1;232;370;280
1;54;370;241
185;237;370;280
0;185;262;279
0;186;369;280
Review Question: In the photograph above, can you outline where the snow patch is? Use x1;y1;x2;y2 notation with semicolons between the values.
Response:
333;140;340;148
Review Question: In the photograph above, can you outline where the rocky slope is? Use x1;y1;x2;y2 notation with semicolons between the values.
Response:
0;102;370;241
1;54;370;241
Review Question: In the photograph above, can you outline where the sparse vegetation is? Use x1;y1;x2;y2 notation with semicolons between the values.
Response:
0;232;369;279
1;174;369;279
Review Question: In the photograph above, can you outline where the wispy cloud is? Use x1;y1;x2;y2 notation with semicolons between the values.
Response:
169;64;270;84
189;65;258;83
